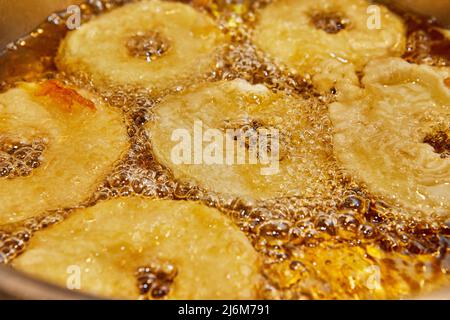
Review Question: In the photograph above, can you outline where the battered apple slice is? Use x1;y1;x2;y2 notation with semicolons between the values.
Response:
330;58;450;215
57;0;227;93
146;79;336;201
13;198;260;300
252;0;406;93
0;80;128;224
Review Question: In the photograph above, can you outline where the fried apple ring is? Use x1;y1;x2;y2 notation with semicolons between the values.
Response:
13;197;260;299
57;0;227;93
252;0;406;93
330;58;450;215
146;79;335;201
0;81;127;224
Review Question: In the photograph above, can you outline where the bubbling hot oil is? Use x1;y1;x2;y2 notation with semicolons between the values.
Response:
0;139;47;179
0;0;448;299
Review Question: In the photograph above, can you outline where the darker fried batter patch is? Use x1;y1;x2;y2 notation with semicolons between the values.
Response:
445;77;450;88
35;80;96;111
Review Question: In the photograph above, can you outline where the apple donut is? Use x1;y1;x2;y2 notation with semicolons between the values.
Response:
0;81;128;224
146;79;336;201
13;197;260;299
57;0;227;93
330;58;450;215
252;0;406;93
